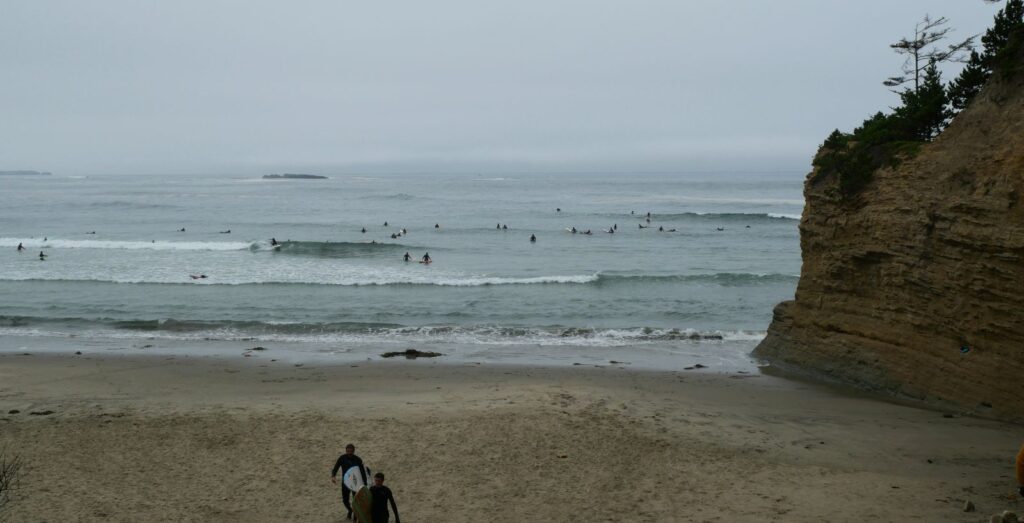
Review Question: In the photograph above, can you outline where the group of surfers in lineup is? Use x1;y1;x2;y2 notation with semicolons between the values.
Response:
15;210;717;268
330;444;400;523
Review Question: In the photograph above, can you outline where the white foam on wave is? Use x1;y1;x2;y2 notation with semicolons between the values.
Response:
0;273;602;287
0;325;767;347
0;238;252;251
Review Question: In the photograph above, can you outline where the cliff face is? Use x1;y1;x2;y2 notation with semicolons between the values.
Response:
755;60;1024;420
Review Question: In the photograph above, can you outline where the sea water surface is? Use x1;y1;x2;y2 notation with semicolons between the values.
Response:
0;172;803;370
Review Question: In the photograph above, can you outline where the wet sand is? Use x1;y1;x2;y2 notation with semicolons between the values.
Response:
0;351;1021;522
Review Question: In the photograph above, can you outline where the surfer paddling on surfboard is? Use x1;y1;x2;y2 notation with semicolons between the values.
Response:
370;472;401;523
331;443;368;520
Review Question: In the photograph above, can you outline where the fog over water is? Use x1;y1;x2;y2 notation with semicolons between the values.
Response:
0;1;1000;175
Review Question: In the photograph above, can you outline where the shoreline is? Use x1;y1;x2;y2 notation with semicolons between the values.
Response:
0;332;764;373
2;351;1022;521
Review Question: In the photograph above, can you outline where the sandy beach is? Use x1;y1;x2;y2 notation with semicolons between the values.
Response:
0;350;1021;522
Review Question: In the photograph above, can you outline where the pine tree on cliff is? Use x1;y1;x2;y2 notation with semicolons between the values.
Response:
884;14;974;93
896;60;949;140
947;0;1024;110
947;50;989;110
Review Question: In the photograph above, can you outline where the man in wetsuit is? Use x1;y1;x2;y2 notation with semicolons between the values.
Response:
17;243;24;251
369;472;400;523
403;252;411;262
330;443;366;520
422;252;431;263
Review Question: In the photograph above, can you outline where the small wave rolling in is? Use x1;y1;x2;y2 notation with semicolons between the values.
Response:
0;172;802;369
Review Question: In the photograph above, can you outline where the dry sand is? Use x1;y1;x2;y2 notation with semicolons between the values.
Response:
0;351;1022;522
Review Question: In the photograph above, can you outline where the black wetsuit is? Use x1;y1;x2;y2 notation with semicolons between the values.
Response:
369;485;400;523
331;453;365;513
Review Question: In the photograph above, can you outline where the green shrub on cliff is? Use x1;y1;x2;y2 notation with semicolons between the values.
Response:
817;2;1023;199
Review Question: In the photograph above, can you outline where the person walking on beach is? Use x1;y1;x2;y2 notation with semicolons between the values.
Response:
370;472;401;523
331;443;367;520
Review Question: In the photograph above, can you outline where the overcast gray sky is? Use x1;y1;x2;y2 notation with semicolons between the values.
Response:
0;1;1002;175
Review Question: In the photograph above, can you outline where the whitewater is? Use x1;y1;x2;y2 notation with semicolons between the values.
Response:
0;172;802;369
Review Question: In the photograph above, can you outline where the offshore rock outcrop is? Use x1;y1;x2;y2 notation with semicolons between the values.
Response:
755;54;1024;420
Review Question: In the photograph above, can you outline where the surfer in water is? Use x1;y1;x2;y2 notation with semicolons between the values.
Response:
361;228;366;234
403;252;411;262
39;251;47;260
421;252;432;264
17;243;25;252
530;234;536;242
270;238;279;246
330;443;367;520
370;472;401;523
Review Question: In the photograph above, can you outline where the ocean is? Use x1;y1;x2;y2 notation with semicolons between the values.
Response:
0;172;802;370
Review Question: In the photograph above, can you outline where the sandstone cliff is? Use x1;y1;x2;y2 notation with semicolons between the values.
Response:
754;54;1024;420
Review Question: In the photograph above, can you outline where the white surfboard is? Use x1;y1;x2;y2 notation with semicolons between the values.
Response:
343;465;372;492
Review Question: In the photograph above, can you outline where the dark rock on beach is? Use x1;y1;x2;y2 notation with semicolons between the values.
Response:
262;173;328;179
381;349;444;359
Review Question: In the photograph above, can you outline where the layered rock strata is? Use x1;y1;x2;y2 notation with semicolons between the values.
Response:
755;55;1024;420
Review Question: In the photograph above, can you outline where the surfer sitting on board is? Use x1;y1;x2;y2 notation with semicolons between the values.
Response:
370;472;401;523
39;251;47;260
403;252;411;262
421;252;432;264
331;443;367;520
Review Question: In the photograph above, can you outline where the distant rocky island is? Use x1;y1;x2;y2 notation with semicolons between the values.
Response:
262;173;327;180
0;170;51;176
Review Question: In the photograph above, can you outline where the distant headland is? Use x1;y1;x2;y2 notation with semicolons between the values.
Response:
262;173;328;180
0;170;52;176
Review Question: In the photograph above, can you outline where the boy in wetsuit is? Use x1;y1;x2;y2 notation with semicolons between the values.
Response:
330;444;366;520
370;472;400;523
